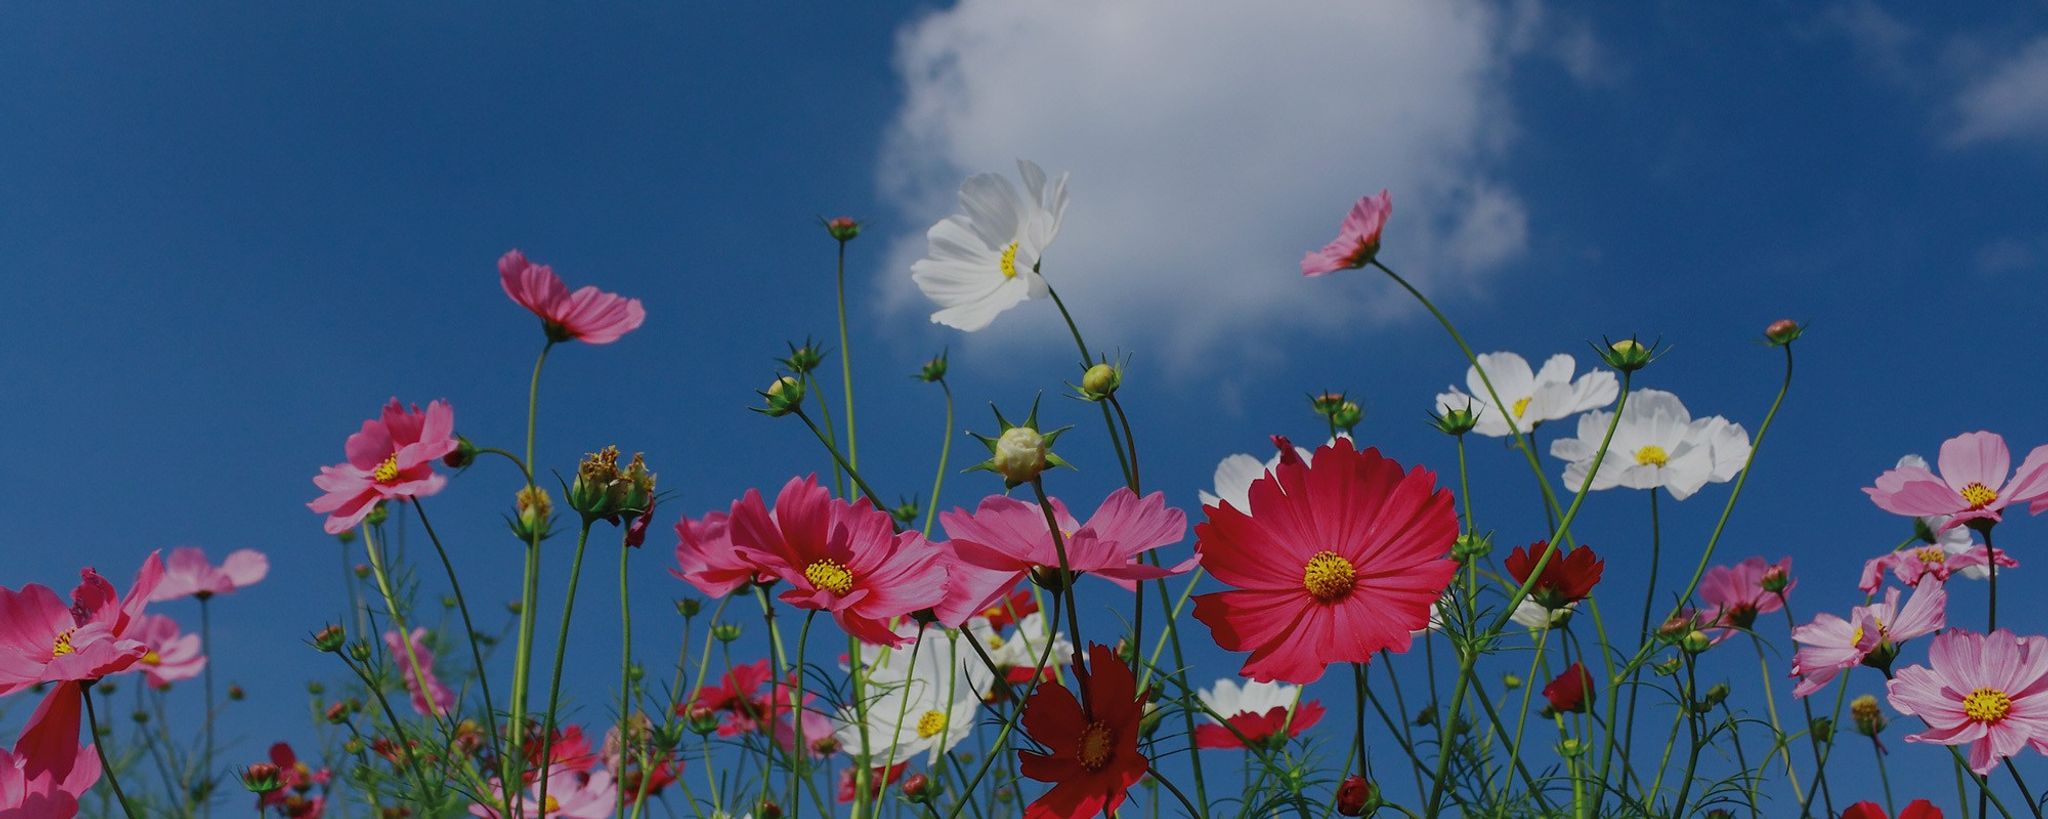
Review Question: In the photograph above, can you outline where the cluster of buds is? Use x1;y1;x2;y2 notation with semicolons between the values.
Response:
567;446;656;525
1850;694;1889;737
1310;391;1364;432
758;376;805;417
1597;336;1659;373
968;399;1071;488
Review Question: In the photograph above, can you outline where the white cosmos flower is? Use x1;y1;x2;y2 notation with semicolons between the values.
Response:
1410;594;1451;638
1549;389;1750;502
1197;679;1300;722
968;612;1074;672
910;159;1069;332
839;629;987;764
1511;599;1577;630
1435;352;1618;439
1197;434;1347;512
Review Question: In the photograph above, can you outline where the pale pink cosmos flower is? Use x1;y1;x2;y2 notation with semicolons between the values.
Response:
149;547;268;602
728;476;948;647
0;553;163;697
0;673;104;818
130;614;204;689
933;488;1192;627
1865;432;2048;532
670;510;769;597
309;399;458;535
1301;190;1391;276
1698;556;1794;630
383;628;454;717
1860;544;2016;595
470;766;618;819
499;249;646;345
1790;580;1946;698
1887;629;2048;775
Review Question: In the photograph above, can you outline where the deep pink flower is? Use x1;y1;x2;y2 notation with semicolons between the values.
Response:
260;742;331;817
728;476;947;647
934;488;1191;627
1887;629;2048;775
0;679;102;818
671;509;770;597
499;249;646;345
1699;556;1794;630
308;399;457;535
838;761;907;804
0;553;163;697
1865;432;2048;532
1300;190;1391;276
1842;800;1943;819
686;660;775;737
149;547;269;602
1790;581;1946;698
1861;544;2016;594
1191;679;1325;750
1191;438;1458;683
130;614;204;689
382;628;453;717
1542;662;1594;714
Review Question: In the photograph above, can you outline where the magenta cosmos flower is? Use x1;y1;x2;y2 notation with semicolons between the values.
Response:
148;546;268;602
309;398;458;535
671;509;770;597
933;488;1192;627
0;673;103;818
1866;432;2048;531
1698;556;1793;629
727;476;947;647
1300;190;1391;276
130;614;204;689
383;628;454;717
1888;629;2048;775
499;249;646;345
1861;544;2015;595
0;553;164;697
1191;438;1458;683
1790;580;1946;698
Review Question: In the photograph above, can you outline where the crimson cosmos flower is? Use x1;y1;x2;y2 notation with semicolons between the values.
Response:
1502;541;1604;610
1542;662;1594;714
1019;645;1149;819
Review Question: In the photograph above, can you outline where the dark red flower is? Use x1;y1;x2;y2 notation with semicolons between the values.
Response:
1335;775;1377;816
1542;662;1594;714
1502;542;1603;609
1019;644;1149;819
1192;702;1326;750
1841;800;1942;819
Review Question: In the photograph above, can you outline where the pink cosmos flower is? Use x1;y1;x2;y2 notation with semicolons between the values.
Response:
499;249;646;345
686;659;775;737
470;766;617;819
728;476;948;647
1860;544;2016;595
934;488;1191;628
149;547;269;602
1790;580;1946;698
1698;557;1794;630
1301;190;1391;276
671;510;769;597
0;553;164;697
0;678;103;818
130;614;205;689
308;399;458;535
382;628;454;717
1191;438;1459;683
1887;629;2048;775
1865;432;2048;532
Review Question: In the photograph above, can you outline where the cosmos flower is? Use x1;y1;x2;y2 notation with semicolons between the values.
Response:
1192;679;1324;750
1434;353;1618;439
469;766;617;819
308;399;458;535
910;160;1069;332
1501;542;1603;610
1191;438;1458;683
970;612;1075;685
1019;645;1149;819
604;715;680;797
130;614;205;689
1196;436;1336;513
1698;557;1794;630
498;249;646;345
834;650;982;765
728;476;948;647
1542;663;1594;714
1790;581;1947;698
1887;629;2048;775
685;660;776;737
148;547;268;602
382;628;454;717
671;509;769;597
1861;544;2015;595
0;552;164;697
1550;389;1750;501
259;743;331;818
1840;800;1943;819
934;488;1191;628
1300;190;1391;276
0;678;103;818
1866;432;2048;532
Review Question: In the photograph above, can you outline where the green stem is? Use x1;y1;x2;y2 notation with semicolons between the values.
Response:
794;408;884;504
508;340;555;793
1504;628;1550;791
788;611;817;819
1671;656;1705;816
200;595;216;819
836;239;859;472
924;380;955;537
806;371;848;499
83;685;139;819
534;520;597;816
1750;633;1805;805
617;529;637;817
411;497;514;814
1044;283;1133;487
1619;488;1663;785
1107;394;1141;492
1877;736;1896;815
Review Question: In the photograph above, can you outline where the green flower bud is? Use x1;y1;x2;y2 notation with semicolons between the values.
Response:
824;216;861;242
314;625;347;653
712;622;743;643
1330;401;1364;432
1432;402;1479;436
917;351;949;383
759;376;805;417
779;340;826;375
1599;337;1656;373
1079;363;1122;400
677;598;702;618
1764;319;1803;347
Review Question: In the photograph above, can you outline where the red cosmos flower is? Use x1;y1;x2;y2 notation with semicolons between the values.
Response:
975;587;1039;630
498;249;646;345
1542;662;1594;714
1019;645;1149;819
3;676;104;816
518;724;597;782
729;476;947;647
308;399;458;535
1502;542;1603;610
1842;800;1943;819
1191;438;1458;683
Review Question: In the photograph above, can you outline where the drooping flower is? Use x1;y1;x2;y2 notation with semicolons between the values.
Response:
0;552;163;697
1791;581;1947;698
1550;389;1750;501
469;766;618;819
1192;679;1324;749
910;160;1069;332
1;678;103;818
149;547;268;602
1300;190;1391;276
1867;433;2048;532
1841;800;1943;819
1192;439;1458;683
1542;662;1594;714
308;399;458;535
382;628;454;717
498;249;646;345
670;510;769;597
728;476;948;647
130;614;205;688
1501;542;1603;610
935;488;1190;627
1887;629;2048;775
1699;557;1794;630
1019;645;1149;819
1433;352;1618;439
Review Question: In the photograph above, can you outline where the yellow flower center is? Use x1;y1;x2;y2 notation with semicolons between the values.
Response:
141;650;162;666
1511;396;1532;419
1961;482;1998;510
984;633;1005;650
998;241;1020;279
1964;687;2013;723
1849;625;1864;647
915;709;948;739
542;794;561;814
1076;720;1115;771
1916;546;1948;565
373;455;401;483
1634;445;1669;467
52;628;76;658
803;559;856;595
1302;551;1356;603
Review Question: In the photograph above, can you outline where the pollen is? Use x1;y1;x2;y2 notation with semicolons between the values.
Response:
1511;396;1533;419
1964;687;2013;723
1916;546;1947;565
372;455;401;483
1960;482;1999;510
1076;720;1115;771
141;650;162;666
916;709;948;739
1849;625;1864;647
52;628;76;658
803;559;856;595
998;241;1020;279
542;795;561;814
1634;445;1669;467
1302;550;1356;603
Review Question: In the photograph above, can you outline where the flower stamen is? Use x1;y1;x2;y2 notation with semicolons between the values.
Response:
1960;482;1998;510
373;455;401;483
803;559;856;595
1302;551;1357;603
1511;396;1533;419
1634;445;1669;467
52;628;76;658
1964;687;2013;723
1076;720;1115;771
916;710;948;739
998;242;1021;279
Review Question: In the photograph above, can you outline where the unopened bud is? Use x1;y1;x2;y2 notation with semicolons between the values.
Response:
994;426;1049;484
824;216;861;242
901;772;937;803
1330;401;1364;431
917;352;949;383
443;436;478;469
1335;774;1380;816
243;763;282;794
1851;694;1887;736
314;625;346;653
677;598;702;618
1433;402;1479;436
760;376;805;417
1502;674;1522;691
1079;363;1122;400
712;622;742;643
1679;630;1713;654
1601;337;1655;373
1764;319;1802;346
364;505;388;527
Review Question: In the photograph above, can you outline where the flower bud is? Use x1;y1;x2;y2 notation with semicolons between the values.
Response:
712;622;743;643
243;763;283;794
307;681;325;695
1811;716;1835;744
779;340;826;375
364;504;389;527
314;625;347;653
1079;363;1121;400
1851;694;1887;736
443;436;478;469
511;486;554;542
760;376;805;417
1759;565;1791;594
1330;401;1364;432
1335;774;1379;816
1502;674;1522;691
1600;337;1655;373
353;564;370;579
334;529;357;544
1029;564;1072;593
824;216;861;242
994;426;1049;484
326;702;351;725
344;737;364;755
677;598;702;618
1702;682;1730;709
684;704;720;735
1558;737;1585;758
131;709;149;724
901;772;937;803
757;800;784;819
349;640;373;663
1679;630;1713;654
1413;705;1436;727
889;498;920;527
1764;319;1802;346
1433;402;1479;436
228;684;245;701
1451;532;1492;562
1309;391;1349;417
917;352;949;383
1652;657;1682;677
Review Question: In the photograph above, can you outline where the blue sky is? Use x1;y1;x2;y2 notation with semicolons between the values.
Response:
5;1;2048;815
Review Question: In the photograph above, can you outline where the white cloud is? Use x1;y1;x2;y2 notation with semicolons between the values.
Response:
1951;36;2048;146
875;1;1589;368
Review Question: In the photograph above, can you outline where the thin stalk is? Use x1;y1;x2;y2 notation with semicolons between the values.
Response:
1619;488;1663;787
1107;394;1141;492
787;612;818;819
201;595;217;819
835;239;859;471
2005;759;2043;819
411;497;513;814
1503;628;1551;791
1044;283;1133;487
1671;657;1705;817
84;685;139;819
923;379;955;536
535;520;598;815
794;408;884;503
1750;633;1804;804
508;340;555;792
806;371;848;498
941;593;1068;819
1877;737;1896;815
617;531;637;817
